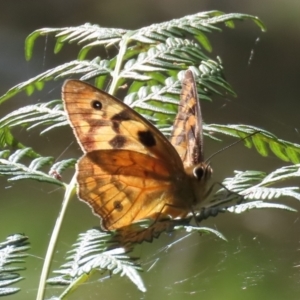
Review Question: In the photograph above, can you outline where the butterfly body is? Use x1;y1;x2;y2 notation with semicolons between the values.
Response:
63;70;212;230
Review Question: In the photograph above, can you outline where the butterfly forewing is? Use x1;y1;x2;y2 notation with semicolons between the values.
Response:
170;70;204;167
62;80;183;170
169;70;212;209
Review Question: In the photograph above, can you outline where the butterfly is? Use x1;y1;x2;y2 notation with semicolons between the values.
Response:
62;70;212;231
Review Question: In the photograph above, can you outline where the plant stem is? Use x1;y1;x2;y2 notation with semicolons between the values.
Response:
108;31;133;95
36;175;76;300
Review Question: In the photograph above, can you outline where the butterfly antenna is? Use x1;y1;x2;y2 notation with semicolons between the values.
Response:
204;130;261;164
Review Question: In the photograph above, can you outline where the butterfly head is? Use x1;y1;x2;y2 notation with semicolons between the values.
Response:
184;162;213;206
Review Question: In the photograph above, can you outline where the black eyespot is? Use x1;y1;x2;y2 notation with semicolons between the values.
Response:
113;201;123;212
91;100;102;110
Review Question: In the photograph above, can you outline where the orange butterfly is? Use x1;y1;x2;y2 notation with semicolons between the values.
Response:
62;70;212;231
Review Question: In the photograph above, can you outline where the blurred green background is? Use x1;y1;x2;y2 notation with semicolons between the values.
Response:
1;1;300;299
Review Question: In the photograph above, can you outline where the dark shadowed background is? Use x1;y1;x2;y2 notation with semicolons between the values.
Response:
1;1;300;299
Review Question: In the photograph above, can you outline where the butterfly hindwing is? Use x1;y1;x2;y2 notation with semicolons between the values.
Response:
77;149;191;230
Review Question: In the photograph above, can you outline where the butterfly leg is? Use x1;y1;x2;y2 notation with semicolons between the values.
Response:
115;214;191;244
196;182;244;222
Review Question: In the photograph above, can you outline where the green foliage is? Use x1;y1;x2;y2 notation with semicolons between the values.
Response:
1;9;298;300
0;100;66;135
46;224;227;297
0;148;74;187
207;124;300;163
208;166;300;213
47;229;146;296
0;234;30;296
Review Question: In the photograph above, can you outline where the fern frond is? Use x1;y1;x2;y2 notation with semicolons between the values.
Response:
122;38;210;76
207;124;300;163
131;11;266;48
48;229;146;297
227;200;297;214
254;164;300;187
25;24;127;60
48;222;228;297
197;167;300;221
124;65;234;124
211;166;300;210
121;38;234;91
0;100;66;135
24;12;265;62
2;11;264;104
0;234;30;296
1;50;232;106
0;148;69;187
48;159;77;179
0;58;112;103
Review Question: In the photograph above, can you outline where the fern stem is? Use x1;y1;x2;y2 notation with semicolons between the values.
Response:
36;174;77;300
108;31;133;95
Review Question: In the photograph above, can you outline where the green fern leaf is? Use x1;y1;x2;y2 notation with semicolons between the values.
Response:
0;234;30;296
0;100;66;135
214;166;300;206
48;229;146;296
49;159;77;179
207;124;300;163
0;149;68;187
25;24;127;60
227;201;296;214
0;58;112;103
131;11;265;48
